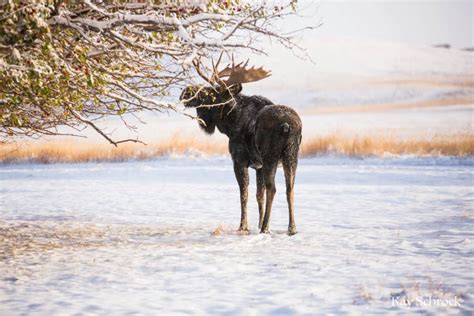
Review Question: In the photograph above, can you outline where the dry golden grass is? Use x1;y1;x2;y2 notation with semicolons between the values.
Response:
1;133;473;164
0;135;228;164
300;133;474;157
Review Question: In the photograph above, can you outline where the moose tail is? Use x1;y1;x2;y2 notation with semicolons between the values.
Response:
281;122;290;134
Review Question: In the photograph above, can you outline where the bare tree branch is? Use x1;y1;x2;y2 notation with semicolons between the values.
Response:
0;1;313;145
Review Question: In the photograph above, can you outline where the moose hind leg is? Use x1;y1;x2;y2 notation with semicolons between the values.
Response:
256;169;265;229
260;163;278;234
234;164;250;232
283;158;297;235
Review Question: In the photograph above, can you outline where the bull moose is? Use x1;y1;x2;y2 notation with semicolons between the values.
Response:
180;58;302;235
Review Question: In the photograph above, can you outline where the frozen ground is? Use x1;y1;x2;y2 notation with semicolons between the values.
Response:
0;156;473;315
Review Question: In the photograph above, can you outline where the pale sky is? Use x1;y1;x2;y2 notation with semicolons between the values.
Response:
306;0;473;48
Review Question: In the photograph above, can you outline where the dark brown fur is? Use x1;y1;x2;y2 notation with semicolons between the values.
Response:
180;85;302;235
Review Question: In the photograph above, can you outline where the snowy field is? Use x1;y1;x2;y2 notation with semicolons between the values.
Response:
1;156;473;315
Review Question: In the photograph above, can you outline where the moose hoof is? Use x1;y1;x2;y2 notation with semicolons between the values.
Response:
260;228;270;234
238;227;250;234
288;227;297;236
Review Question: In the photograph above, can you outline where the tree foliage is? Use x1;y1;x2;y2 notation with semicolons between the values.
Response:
0;0;307;145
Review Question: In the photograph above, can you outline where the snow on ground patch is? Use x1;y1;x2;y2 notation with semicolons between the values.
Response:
0;157;473;314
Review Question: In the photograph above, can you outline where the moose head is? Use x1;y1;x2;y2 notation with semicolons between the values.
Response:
180;56;271;134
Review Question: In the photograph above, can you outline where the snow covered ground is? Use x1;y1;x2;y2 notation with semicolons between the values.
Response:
1;156;473;315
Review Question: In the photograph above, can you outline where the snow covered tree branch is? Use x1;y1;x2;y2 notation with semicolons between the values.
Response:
0;0;312;145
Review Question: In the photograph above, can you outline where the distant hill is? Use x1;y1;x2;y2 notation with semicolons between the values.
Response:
245;37;474;107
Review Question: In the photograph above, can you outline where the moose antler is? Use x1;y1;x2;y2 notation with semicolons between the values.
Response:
192;59;213;85
210;52;224;84
217;57;271;86
192;54;271;88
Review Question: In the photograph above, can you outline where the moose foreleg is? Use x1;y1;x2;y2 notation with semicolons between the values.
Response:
234;164;249;232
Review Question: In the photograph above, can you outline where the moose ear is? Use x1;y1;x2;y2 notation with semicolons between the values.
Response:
228;84;242;95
